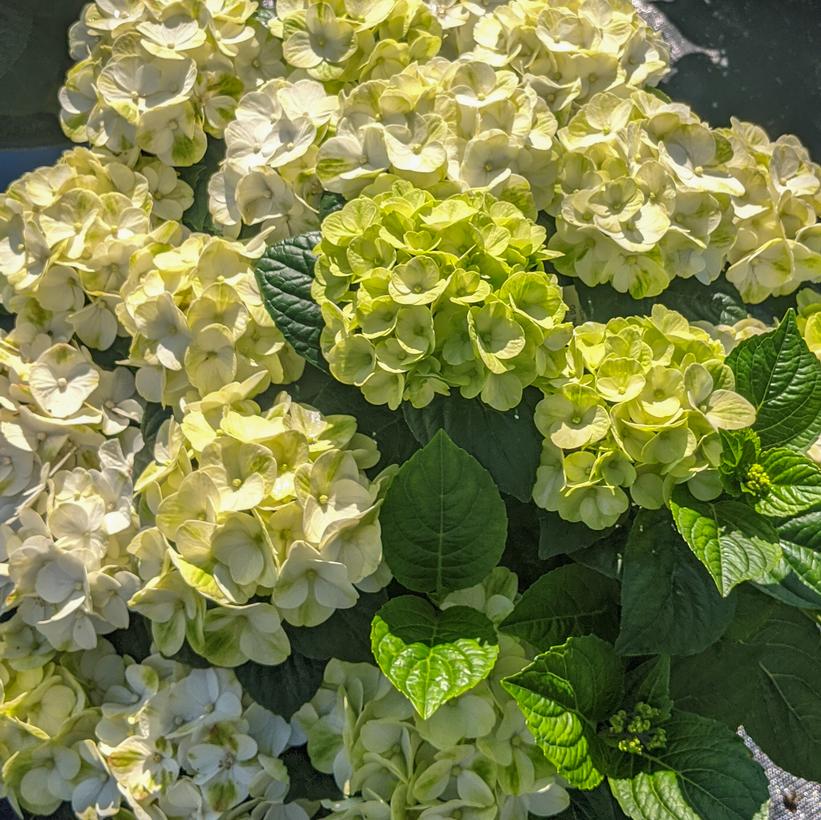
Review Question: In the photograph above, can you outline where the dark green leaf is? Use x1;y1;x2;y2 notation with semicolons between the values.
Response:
403;389;542;502
287;589;388;662
255;232;325;369
755;448;821;516
133;402;172;478
178;137;225;232
379;430;507;593
616;509;736;656
624;656;673;720
538;510;616;559
500;564;619;650
609;711;769;820
282;746;342;802
105;612;153;663
558;785;629;820
319;191;346;221
371;596;499;718
235;653;327;719
726;309;821;450
502;635;624;789
669;487;781;596
671;596;821;781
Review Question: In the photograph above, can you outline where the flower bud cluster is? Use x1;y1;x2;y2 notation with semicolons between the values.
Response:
0;147;192;351
60;0;288;165
547;89;744;298
117;232;304;410
294;569;570;819
129;381;393;667
312;182;570;411
720;119;821;303
533;305;757;530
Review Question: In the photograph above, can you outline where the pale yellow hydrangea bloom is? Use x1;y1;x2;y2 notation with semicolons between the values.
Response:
721;119;821;303
128;381;394;667
295;569;569;819
209;77;339;243
117;232;304;410
0;147;192;352
532;305;756;529
547;89;744;298
315;57;562;213
463;0;670;118
312;182;571;411
60;0;290;164
266;0;443;87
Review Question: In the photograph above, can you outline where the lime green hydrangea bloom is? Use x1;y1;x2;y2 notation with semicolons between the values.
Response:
294;569;569;819
0;148;191;351
117;232;304;410
719;119;821;303
463;0;670;118
60;0;289;164
312;181;570;411
266;0;443;86
797;288;821;360
533;305;756;530
129;380;394;667
209;77;339;244
547;89;744;298
316;58;561;212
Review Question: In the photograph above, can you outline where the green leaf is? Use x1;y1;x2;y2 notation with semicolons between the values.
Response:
609;711;769;820
105;612;153;663
319;191;346;221
178;137;225;232
281;746;342;802
235;653;327;719
726;309;821;450
616;510;736;656
538;510;616;559
669;488;781;596
558;785;629;820
403;389;542;502
286;589;388;663
370;596;499;719
500;564;619;650
255;232;325;369
502;635;624;789
379;430;507;593
755;448;821;516
287;365;417;471
671;595;821;781
763;502;821;604
624;656;673;720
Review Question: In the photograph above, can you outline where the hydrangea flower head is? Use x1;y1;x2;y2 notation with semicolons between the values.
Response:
312;181;570;410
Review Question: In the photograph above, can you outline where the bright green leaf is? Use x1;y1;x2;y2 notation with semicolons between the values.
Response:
669;488;781;596
500;564;619;650
502;635;624;789
755;448;821;516
609;711;769;820
764;502;821;604
402;389;542;503
726;309;821;450
379;430;507;593
370;596;499;719
255;232;325;369
616;510;736;656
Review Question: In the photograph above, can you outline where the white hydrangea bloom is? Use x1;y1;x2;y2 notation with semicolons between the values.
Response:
129;380;394;666
60;0;289;163
0;147;192;351
117;232;304;411
294;571;569;819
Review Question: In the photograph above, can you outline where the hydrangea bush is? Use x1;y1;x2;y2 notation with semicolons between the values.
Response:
0;1;820;818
